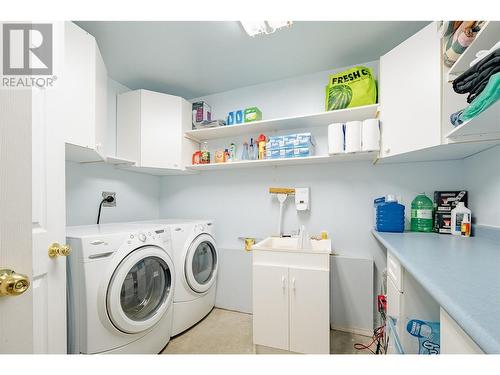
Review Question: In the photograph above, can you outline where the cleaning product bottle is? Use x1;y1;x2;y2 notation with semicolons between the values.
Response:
201;141;210;164
241;141;249;160
229;143;237;162
451;202;471;236
375;195;405;233
411;193;433;232
257;134;267;160
249;138;255;160
461;213;471;237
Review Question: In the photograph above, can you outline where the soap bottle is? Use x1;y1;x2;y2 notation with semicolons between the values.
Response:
410;193;434;232
451;202;471;236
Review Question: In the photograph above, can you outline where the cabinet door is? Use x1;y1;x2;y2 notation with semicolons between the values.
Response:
94;44;108;155
252;264;289;351
62;22;96;149
379;22;441;158
289;267;330;354
140;90;182;169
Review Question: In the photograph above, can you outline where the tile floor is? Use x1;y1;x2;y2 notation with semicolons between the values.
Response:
162;308;373;354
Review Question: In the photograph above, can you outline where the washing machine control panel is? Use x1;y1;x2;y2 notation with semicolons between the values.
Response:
194;224;205;234
138;233;147;242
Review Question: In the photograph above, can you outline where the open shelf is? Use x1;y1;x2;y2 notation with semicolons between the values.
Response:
446;101;500;142
184;104;379;143
186;151;377;171
65;143;104;163
117;164;197;176
447;21;500;82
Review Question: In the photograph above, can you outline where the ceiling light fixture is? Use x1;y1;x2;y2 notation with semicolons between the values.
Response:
240;21;293;37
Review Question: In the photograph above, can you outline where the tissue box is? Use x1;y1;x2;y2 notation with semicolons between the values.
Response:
244;107;262;122
293;146;315;158
283;134;297;148
295;132;315;147
267;136;285;150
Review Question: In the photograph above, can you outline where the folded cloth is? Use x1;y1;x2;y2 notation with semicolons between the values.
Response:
453;49;500;94
461;72;500;122
470;40;500;67
450;109;465;126
443;21;483;67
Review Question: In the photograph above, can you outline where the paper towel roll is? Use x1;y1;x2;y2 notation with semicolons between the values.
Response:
362;118;380;151
345;121;362;153
328;123;344;154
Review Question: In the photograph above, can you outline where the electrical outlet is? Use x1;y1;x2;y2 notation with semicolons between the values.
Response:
102;192;116;207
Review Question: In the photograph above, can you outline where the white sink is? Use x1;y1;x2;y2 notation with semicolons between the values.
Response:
252;236;332;253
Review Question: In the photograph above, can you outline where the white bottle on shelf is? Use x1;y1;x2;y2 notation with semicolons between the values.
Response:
450;202;471;236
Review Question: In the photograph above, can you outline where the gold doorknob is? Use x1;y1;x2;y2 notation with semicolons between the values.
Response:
0;269;30;297
48;243;71;258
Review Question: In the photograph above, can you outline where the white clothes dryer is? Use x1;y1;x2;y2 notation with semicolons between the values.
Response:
132;219;218;336
66;223;175;354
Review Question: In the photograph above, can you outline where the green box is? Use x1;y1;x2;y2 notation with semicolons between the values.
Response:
244;107;262;123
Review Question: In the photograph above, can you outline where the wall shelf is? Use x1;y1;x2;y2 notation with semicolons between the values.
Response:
446;102;500;142
186;151;378;171
184;104;379;143
65;143;104;163
447;21;500;82
117;164;197;176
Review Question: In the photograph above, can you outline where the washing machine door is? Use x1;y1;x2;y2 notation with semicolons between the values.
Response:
185;233;218;294
107;246;174;334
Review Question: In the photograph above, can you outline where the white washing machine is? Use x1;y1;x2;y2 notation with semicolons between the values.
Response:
132;219;218;336
66;223;175;354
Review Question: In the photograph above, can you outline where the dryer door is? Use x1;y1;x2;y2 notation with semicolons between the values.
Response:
185;234;218;294
107;246;174;334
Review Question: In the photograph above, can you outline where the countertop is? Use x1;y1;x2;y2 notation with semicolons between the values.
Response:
372;227;500;354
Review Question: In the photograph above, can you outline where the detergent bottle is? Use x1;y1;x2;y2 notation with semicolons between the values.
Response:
411;193;433;232
257;134;267;160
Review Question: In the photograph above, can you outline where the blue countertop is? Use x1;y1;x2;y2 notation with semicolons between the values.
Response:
372;226;500;354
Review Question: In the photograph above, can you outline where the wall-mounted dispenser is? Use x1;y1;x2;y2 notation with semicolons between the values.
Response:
295;187;310;211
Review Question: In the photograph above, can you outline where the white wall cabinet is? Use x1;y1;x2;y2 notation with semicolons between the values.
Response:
252;249;330;354
379;22;442;158
63;22;108;158
117;89;196;170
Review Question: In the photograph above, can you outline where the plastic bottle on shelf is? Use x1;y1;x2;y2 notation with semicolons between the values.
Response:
451;202;472;236
410;193;434;232
241;141;249;160
249;138;256;160
257;134;267;160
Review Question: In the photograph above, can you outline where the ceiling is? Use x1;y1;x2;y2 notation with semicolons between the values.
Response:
76;21;429;99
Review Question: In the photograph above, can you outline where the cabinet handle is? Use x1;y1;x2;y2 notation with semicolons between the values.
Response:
281;276;286;292
291;277;296;292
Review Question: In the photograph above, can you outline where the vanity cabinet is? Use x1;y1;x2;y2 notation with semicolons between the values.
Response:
252;249;330;354
116;89;196;170
62;22;108;157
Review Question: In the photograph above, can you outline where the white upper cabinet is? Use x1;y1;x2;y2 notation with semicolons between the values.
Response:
116;90;197;170
62;22;108;157
379;22;442;158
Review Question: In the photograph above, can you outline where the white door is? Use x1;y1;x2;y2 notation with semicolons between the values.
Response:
289;267;330;354
379;22;442;158
252;264;289;351
0;22;67;353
